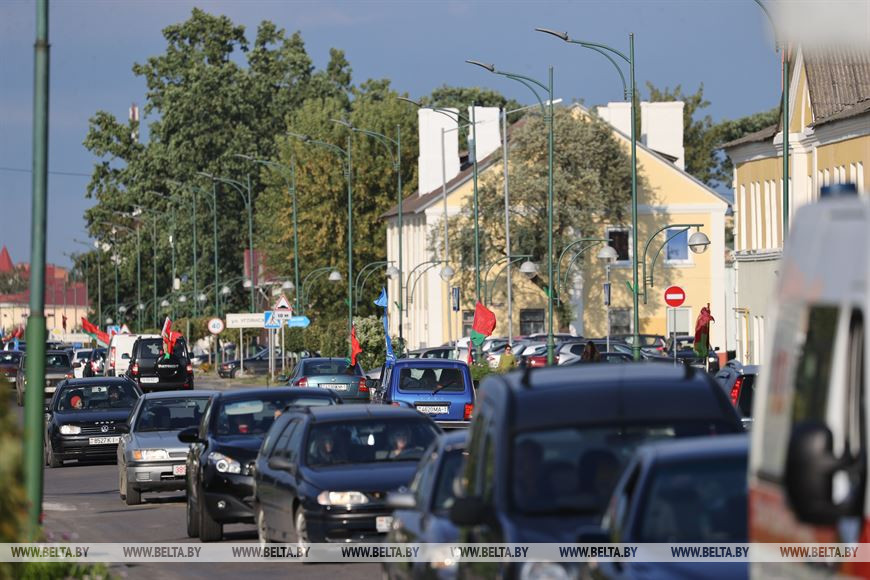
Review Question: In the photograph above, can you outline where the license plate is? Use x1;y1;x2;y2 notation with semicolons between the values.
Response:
88;436;120;445
327;384;348;391
416;405;449;414
140;377;159;384
376;516;393;533
173;464;186;476
45;386;56;393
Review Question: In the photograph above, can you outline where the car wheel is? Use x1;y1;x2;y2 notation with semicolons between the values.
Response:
198;487;223;542
186;487;200;538
294;508;309;547
15;388;22;407
229;368;238;379
46;441;62;468
124;472;141;506
119;466;126;500
256;505;271;545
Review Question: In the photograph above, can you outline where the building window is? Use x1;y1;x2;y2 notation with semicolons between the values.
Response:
462;310;474;337
519;309;545;336
858;162;865;194
752;182;762;250
606;227;630;263
739;184;747;251
763;181;772;249
665;228;689;263
609;308;631;335
824;168;830;186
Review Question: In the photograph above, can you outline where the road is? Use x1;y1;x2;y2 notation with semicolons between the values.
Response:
19;373;379;580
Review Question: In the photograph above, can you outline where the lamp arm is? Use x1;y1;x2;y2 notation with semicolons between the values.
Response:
576;43;629;98
561;242;604;296
487;255;530;304
353;129;398;165
641;223;702;304
567;39;630;64
407;262;443;309
358;263;389;306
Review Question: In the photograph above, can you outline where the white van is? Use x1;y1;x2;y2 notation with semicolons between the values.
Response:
105;333;159;377
750;186;869;576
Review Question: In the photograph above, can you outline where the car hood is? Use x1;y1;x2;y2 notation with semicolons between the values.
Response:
45;370;72;378
131;430;192;452
55;408;134;423
211;434;266;460
302;461;419;492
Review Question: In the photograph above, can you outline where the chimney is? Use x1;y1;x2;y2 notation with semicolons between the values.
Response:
595;102;633;136
641;101;685;170
468;106;501;163
417;108;460;196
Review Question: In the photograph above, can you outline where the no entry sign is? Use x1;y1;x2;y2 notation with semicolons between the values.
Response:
664;286;686;307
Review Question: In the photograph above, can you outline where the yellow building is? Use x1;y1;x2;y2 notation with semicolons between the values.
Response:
723;48;870;363
384;102;729;350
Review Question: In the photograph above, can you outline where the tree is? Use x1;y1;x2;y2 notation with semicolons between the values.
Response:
442;108;633;325
711;107;780;187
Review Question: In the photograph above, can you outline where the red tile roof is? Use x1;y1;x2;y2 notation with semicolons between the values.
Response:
0;246;13;273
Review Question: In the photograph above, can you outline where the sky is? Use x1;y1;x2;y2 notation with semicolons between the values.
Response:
1;0;790;269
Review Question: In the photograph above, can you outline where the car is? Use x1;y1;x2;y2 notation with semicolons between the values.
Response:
0;351;22;386
376;359;474;429
649;334;721;372
179;388;310;542
218;348;272;378
106;333;151;377
117;390;217;505
82;347;106;378
2;340;26;351
516;341;549;367
44;377;143;467
714;362;759;430
286;357;370;403
253;405;441;544
587;434;749;580
557;339;632;365
382;430;466;580
613;333;667;352
124;335;194;392
407;347;453;359
562;351;633;365
71;349;93;378
16;350;74;407
448;364;742;579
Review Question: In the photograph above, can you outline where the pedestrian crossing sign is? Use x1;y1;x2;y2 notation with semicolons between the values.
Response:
263;311;282;329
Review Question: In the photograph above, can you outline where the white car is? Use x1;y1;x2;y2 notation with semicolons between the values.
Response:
106;333;159;377
71;348;93;378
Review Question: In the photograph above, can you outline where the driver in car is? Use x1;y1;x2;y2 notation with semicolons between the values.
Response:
388;427;421;459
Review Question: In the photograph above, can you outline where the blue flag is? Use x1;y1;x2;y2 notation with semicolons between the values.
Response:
374;287;389;309
375;288;395;366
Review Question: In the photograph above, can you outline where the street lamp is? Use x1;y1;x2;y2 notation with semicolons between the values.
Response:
555;238;610;299
328;270;342;282
597;245;618;352
386;265;400;279
467;59;556;364
299;267;342;315
287;130;355;359
440;265;455;281
688;231;711;254
520;259;539;278
641;224;709;304
536;27;640;359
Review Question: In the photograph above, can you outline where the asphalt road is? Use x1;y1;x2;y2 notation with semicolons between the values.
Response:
16;373;379;580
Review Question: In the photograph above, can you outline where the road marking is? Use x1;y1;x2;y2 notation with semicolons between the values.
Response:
43;502;77;511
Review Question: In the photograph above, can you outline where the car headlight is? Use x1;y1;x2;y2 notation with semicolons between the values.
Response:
519;562;575;580
209;452;241;474
316;491;369;506
132;449;170;461
59;425;81;435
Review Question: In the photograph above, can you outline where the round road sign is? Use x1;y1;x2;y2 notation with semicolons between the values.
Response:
207;318;225;335
664;286;686;308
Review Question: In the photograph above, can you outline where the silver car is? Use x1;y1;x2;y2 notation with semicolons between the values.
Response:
117;390;216;505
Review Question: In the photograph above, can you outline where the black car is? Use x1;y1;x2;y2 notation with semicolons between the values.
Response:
44;377;143;467
82;347;107;378
253;405;441;544
590;435;749;580
218;348;271;378
714;362;759;429
448;364;742;579
125;336;193;392
179;388;312;542
383;430;466;580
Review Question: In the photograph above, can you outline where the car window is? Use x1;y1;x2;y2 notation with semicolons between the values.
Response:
0;352;20;364
135;397;208;432
137;338;187;359
272;420;298;459
410;446;439;509
305;418;439;467
302;360;363;376
215;395;296;436
638;456;747;542
511;421;739;517
46;353;71;368
432;449;464;514
397;367;466;392
285;395;337;408
792;306;838;422
57;382;139;411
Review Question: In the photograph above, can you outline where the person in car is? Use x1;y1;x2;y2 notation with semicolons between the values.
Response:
513;439;553;509
108;385;125;406
70;394;83;410
310;432;340;465
580;341;601;362
388;427;412;459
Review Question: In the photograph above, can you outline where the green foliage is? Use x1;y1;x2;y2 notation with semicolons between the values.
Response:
353;315;387;370
712;107;780;186
469;362;494;384
0;267;28;295
0;390;26;547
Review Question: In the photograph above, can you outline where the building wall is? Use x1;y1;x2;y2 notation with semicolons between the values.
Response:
733;256;779;364
815;134;869;194
1;303;90;335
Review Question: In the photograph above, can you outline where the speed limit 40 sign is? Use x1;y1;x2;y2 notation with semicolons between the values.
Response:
664;286;686;308
207;318;225;335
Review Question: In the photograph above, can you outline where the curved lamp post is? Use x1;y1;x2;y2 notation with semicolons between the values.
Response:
554;238;610;299
467;59;556;364
354;260;394;309
535;27;640;359
300;267;342;315
406;260;445;311
483;255;533;305
641;225;710;303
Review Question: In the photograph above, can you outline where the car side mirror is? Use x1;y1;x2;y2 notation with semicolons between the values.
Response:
72;361;81;369
449;495;490;527
785;421;860;525
268;456;295;472
178;427;200;444
386;491;416;510
122;353;130;360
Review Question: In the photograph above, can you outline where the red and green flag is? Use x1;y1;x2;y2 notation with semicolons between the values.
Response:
470;301;497;347
350;325;362;367
693;305;715;358
81;317;110;347
161;317;182;359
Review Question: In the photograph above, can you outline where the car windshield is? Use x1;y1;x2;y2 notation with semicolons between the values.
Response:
215;396;296;436
305;418;439;467
0;352;21;364
75;350;92;360
302;360;362;376
638;456;747;542
432;448;465;514
285;396;338;408
46;353;71;368
137;338;187;359
135;397;209;432
397;367;466;392
57;383;139;411
511;421;737;517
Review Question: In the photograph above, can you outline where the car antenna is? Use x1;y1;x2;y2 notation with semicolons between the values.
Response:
520;364;533;388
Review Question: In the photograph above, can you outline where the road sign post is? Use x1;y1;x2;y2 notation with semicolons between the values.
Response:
664;286;686;363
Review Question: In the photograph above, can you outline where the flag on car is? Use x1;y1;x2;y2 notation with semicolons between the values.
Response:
693;305;715;358
350;325;362;367
81;317;110;347
161;316;182;359
374;288;395;366
470;301;496;347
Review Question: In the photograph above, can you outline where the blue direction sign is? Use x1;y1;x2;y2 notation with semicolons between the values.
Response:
285;316;311;328
263;311;282;329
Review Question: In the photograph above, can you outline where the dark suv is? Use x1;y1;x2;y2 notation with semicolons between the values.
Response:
448;364;742;579
125;336;193;392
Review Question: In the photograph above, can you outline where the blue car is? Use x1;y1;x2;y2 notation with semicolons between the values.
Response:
377;359;474;429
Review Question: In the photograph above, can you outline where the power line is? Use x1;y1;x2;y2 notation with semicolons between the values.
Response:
0;166;91;178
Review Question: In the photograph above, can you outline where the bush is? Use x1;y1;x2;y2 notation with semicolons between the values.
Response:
198;362;214;374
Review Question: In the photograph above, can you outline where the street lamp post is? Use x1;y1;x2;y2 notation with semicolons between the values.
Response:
482;255;534;305
354;261;390;309
554;238;610;299
535;28;640;359
467;60;556;364
641;225;710;303
132;206;160;327
300;267;342;315
287;131;354;359
154;188;201;317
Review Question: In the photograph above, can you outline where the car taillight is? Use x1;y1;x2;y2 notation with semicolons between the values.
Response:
186;363;193;373
358;377;368;393
65;372;74;379
464;403;474;420
730;377;744;406
295;377;308;387
391;402;401;407
131;363;139;375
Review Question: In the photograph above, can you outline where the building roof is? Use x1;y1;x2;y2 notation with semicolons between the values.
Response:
0;247;13;273
811;97;870;128
804;48;870;124
720;124;779;150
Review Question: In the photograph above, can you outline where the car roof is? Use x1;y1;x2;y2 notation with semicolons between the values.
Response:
440;429;468;451
62;377;135;387
392;358;467;368
305;404;433;423
484;364;737;431
302;357;355;363
248;386;339;397
140;389;218;400
46;350;71;355
215;387;300;401
638;433;749;464
742;365;761;374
